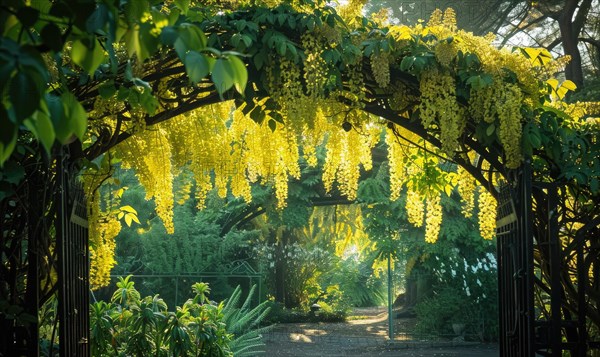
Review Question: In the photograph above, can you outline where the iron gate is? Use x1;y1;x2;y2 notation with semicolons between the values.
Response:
497;162;599;356
496;162;535;356
56;150;90;357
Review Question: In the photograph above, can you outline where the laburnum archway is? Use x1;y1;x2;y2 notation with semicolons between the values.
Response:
1;1;599;356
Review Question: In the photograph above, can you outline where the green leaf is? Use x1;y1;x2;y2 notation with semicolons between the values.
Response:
0;105;18;165
25;111;55;154
400;56;416;71
178;23;207;51
47;94;69;142
98;82;117;98
268;118;276;132
86;3;108;33
211;58;235;94
139;89;158;115
124;0;147;24
253;51;266;70
71;38;105;75
229;55;247;94
9;71;39;122
1;161;24;184
160;26;179;46
174;0;190;15
124;25;150;62
486;123;495;137
61;92;88;141
0;58;15;95
184;51;209;84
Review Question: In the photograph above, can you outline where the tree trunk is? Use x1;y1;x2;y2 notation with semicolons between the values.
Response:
559;16;584;87
556;0;593;88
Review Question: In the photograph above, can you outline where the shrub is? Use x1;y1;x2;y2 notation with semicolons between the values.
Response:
90;276;270;356
222;285;271;357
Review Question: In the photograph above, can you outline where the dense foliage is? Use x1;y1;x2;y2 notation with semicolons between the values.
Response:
1;0;599;352
88;277;269;357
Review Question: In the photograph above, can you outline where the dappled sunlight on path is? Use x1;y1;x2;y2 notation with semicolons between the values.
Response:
263;307;499;356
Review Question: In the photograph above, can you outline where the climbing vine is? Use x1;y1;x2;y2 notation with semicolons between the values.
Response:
1;0;598;292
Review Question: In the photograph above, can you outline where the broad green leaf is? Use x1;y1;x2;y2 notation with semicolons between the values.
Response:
25;111;55;153
139;89;158;115
185;51;209;84
98;82;117;98
71;38;105;75
0;58;15;94
9;71;39;122
174;0;190;15
160;26;179;46
139;23;159;60
86;3;108;33
1;161;25;185
229;55;247;94
400;56;416;71
47;94;70;142
178;23;207;51
211;58;235;94
124;25;150;62
61;92;88;141
486;123;495;136
0;106;17;165
124;0;148;25
253;51;266;70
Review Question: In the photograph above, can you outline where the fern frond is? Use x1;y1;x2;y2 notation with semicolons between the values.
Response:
222;285;272;356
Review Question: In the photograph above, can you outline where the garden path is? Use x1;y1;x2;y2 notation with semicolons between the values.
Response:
263;307;499;356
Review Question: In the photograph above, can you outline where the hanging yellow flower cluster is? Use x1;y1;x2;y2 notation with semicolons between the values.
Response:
81;167;121;289
457;165;476;218
321;111;379;200
478;188;497;240
418;69;466;155
88;216;121;288
117;127;175;233
405;189;425;227
78;3;577;287
424;193;442;243
370;52;390;88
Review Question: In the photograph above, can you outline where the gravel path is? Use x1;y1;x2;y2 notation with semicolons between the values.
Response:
263;307;499;356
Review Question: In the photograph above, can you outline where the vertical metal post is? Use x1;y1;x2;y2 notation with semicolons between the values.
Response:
522;160;535;357
388;253;394;340
56;148;90;357
577;237;587;356
547;185;562;356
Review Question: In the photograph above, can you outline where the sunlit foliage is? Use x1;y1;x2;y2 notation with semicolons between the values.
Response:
1;0;597;291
